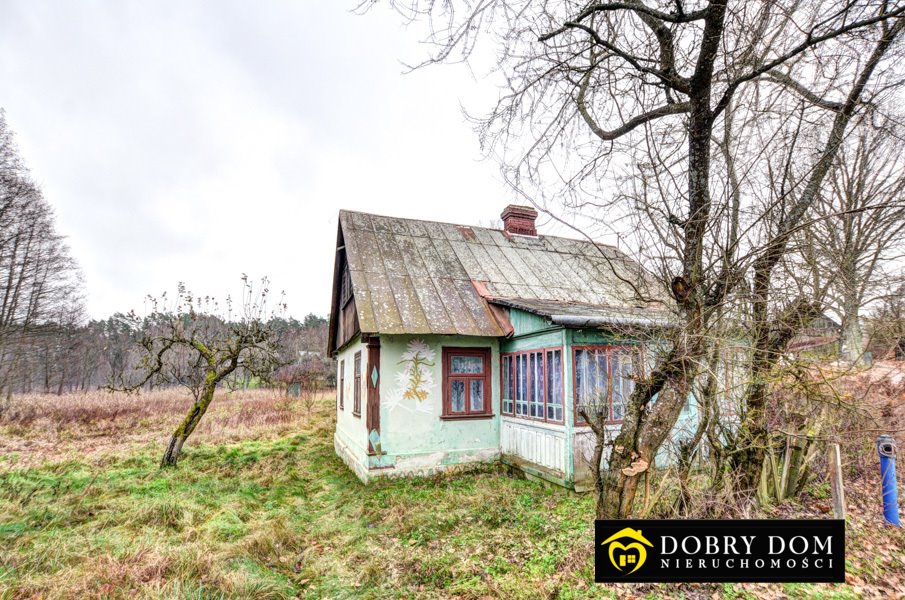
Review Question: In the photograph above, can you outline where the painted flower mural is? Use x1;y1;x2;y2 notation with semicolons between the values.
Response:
397;339;435;402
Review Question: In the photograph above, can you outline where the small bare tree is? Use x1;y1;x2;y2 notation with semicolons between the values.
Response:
275;353;332;413
117;276;286;467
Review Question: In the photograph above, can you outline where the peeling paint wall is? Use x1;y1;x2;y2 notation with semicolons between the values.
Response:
377;334;501;476
500;417;568;482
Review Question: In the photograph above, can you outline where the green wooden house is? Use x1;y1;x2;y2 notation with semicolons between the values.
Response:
328;205;693;490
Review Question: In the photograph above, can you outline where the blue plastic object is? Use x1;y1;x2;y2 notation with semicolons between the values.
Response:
877;435;901;527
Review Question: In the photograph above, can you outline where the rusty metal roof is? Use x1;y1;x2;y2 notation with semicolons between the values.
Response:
339;209;668;337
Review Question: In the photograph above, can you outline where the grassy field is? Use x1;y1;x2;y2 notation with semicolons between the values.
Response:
1;389;903;599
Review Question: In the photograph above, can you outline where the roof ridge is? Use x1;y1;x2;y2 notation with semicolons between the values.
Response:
339;208;624;254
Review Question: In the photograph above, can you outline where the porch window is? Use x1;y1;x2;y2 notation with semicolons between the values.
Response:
339;360;345;410
515;353;528;416
500;347;564;424
546;349;563;421
528;351;544;417
442;348;492;419
574;346;640;424
353;351;362;417
501;355;513;414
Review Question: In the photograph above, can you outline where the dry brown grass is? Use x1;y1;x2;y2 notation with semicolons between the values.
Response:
0;387;317;470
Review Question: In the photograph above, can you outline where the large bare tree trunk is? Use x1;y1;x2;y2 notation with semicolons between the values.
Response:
595;1;728;519
598;337;703;517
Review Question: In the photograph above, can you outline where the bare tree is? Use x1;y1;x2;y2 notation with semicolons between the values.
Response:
865;279;905;357
117;276;286;467
378;1;905;514
0;110;83;399
274;352;332;413
801;125;905;364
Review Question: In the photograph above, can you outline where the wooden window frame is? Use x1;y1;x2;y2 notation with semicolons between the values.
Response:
572;345;642;426
499;346;565;425
339;360;345;410
441;347;493;420
339;262;353;309
352;351;362;417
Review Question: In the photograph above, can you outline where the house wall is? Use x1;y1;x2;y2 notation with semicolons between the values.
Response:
333;334;370;482
500;417;569;484
374;334;501;478
334;316;705;489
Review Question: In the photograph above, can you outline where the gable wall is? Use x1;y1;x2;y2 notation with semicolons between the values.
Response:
333;334;370;481
507;308;556;337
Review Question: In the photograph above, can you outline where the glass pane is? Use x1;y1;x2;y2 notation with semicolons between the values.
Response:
470;380;484;412
502;356;512;411
575;348;608;421
575;350;586;420
516;354;528;415
611;350;634;421
451;379;465;412
451;355;483;375
530;352;544;418
594;350;609;418
546;350;562;407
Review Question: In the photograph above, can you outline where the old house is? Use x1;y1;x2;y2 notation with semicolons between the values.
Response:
328;205;690;490
787;314;842;357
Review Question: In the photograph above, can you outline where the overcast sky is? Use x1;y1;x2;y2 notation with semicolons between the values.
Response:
0;0;565;320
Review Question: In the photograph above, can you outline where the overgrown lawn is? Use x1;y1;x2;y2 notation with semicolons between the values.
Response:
0;391;902;599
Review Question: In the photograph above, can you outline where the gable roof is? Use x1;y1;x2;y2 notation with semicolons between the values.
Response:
329;209;669;352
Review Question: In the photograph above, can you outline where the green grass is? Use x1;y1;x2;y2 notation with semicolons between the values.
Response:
0;406;599;599
2;396;902;599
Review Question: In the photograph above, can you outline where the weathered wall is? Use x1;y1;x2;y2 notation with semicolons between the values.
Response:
500;417;569;484
333;318;703;489
376;334;501;476
507;309;557;338
333;334;370;481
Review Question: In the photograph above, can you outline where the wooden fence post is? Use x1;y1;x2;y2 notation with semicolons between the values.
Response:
827;443;846;520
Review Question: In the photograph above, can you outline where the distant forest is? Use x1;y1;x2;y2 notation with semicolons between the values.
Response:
1;313;328;397
0;111;328;398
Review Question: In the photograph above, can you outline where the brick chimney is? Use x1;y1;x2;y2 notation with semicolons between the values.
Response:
500;204;538;236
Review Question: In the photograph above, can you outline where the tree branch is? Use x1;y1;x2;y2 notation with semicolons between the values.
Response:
577;66;690;141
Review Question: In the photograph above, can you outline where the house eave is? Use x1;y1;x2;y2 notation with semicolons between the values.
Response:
550;314;674;329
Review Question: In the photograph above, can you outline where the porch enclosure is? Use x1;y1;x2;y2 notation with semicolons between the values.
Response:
498;324;659;489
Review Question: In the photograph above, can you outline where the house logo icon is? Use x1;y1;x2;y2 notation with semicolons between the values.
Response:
601;527;653;575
